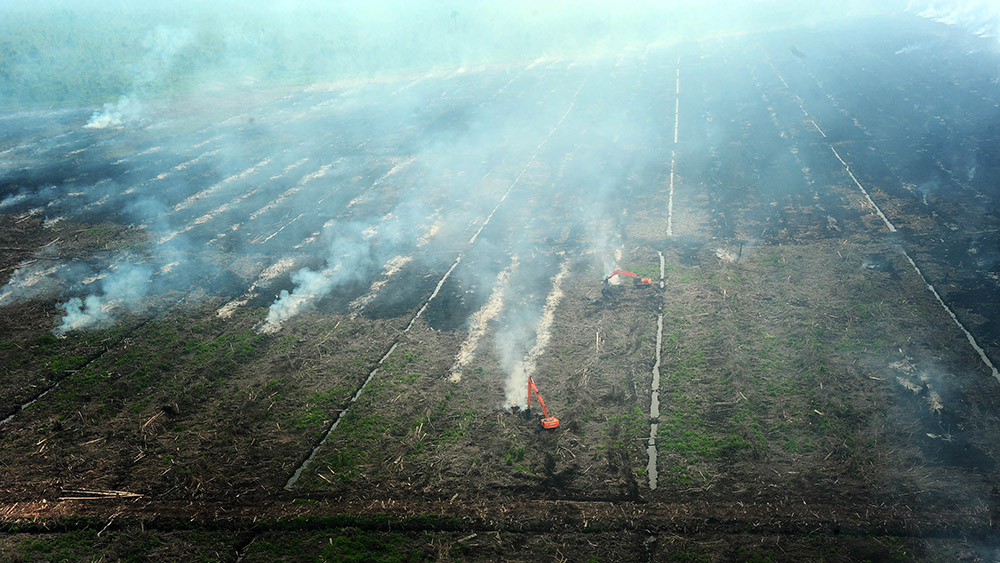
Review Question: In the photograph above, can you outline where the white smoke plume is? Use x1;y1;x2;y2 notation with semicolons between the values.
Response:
84;25;193;129
0;193;29;209
499;259;570;410
260;220;385;333
54;263;152;335
56;294;112;334
449;257;519;383
894;43;928;54
84;96;142;129
138;25;195;87
914;1;1000;42
261;266;341;333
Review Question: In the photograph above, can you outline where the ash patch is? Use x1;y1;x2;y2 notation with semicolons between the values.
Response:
861;253;901;280
891;358;996;472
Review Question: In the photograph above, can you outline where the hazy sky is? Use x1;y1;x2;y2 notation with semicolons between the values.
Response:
4;0;1000;110
0;0;928;109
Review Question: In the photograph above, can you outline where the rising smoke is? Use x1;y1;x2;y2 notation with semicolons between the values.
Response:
84;96;142;130
84;25;193;129
0;1;992;384
913;0;1000;42
54;262;152;335
262;219;383;333
497;260;570;409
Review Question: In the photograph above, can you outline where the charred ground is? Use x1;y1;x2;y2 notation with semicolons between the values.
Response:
2;15;1000;562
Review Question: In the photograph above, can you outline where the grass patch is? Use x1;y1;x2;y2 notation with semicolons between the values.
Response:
294;387;347;430
658;410;748;461
505;445;525;465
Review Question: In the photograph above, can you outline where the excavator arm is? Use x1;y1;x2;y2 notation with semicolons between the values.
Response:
605;269;653;287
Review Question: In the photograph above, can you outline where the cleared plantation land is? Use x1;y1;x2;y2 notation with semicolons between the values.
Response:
2;15;999;562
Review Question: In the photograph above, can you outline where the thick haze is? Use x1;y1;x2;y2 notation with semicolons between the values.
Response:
1;0;998;412
0;0;913;110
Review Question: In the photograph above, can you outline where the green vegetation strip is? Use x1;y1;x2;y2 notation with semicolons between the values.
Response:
0;514;466;535
1;505;992;541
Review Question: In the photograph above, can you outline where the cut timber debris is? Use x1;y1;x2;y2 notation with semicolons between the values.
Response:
59;489;143;501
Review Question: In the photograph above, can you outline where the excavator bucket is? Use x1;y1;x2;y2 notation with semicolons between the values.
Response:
541;416;560;429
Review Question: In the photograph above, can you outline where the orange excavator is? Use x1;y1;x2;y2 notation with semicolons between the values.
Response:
527;376;559;429
605;269;653;287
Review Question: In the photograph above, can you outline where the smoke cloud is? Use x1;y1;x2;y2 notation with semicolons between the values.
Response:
84;96;141;129
0;1;909;111
0;259;62;307
262;220;383;333
54;262;152;335
83;25;192;129
0;1;992;355
914;1;1000;41
498;260;570;410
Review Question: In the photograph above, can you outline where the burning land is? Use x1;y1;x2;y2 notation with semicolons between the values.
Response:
2;5;1000;562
